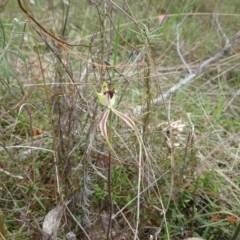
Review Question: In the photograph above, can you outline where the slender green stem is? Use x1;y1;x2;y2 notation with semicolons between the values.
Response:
106;110;113;240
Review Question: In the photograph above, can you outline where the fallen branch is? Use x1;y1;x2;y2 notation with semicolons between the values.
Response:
133;31;240;115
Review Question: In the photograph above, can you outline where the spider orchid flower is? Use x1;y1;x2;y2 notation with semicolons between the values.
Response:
94;82;136;140
95;82;116;108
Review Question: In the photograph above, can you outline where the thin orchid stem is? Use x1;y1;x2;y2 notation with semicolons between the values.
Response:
106;110;113;240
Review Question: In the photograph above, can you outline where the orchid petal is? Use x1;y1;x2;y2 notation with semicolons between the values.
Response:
100;110;110;139
111;108;136;130
97;92;108;107
104;90;116;108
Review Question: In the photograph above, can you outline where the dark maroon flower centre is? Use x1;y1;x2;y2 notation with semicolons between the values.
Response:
104;90;115;99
